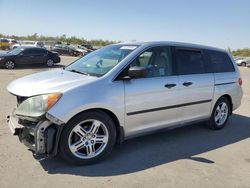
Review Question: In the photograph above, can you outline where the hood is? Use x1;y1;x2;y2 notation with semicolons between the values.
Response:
7;69;97;97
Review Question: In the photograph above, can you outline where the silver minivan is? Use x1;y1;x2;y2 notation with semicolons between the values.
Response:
7;41;243;165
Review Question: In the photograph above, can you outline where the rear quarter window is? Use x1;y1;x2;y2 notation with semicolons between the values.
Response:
206;50;235;73
31;49;46;55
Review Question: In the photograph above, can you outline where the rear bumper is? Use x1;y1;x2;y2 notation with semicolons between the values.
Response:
7;115;61;156
54;56;61;63
232;87;243;111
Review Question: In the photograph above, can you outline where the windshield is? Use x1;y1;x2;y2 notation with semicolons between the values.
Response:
65;44;138;77
8;47;23;55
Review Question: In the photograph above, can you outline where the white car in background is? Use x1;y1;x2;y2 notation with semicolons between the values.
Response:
12;41;45;49
235;57;250;67
73;45;88;56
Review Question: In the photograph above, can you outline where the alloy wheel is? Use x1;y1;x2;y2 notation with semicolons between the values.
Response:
68;119;109;159
5;61;15;69
214;102;228;126
47;59;54;67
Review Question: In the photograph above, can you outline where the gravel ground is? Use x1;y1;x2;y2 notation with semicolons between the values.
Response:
0;57;249;188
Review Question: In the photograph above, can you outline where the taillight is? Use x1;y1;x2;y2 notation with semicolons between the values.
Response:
238;78;243;86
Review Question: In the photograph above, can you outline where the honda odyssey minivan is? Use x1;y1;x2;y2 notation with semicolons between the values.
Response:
7;41;243;165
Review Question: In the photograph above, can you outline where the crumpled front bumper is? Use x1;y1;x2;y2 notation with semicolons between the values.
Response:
7;114;61;156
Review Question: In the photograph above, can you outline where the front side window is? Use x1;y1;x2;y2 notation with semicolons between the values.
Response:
130;47;173;78
8;47;23;55
176;49;205;75
65;44;138;77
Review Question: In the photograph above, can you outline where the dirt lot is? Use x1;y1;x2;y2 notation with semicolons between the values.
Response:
0;57;249;188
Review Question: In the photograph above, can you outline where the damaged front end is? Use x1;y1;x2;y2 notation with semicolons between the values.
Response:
7;94;64;157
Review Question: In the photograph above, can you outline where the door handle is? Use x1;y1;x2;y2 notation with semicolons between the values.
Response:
183;82;193;87
164;83;176;89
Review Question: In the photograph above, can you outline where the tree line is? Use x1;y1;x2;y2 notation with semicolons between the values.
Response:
0;33;118;46
228;48;250;57
1;33;249;56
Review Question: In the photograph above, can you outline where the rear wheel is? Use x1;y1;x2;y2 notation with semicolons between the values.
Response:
46;59;55;67
207;97;230;129
241;62;246;67
59;111;116;165
5;60;15;69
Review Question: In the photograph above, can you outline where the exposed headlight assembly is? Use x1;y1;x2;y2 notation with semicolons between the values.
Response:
14;93;62;119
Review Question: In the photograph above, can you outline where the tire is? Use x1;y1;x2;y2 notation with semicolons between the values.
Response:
59;110;116;165
207;97;231;130
241;62;246;67
46;59;55;67
5;60;15;69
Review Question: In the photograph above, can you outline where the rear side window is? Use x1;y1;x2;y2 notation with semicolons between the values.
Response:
206;50;235;73
23;49;34;55
176;49;205;75
33;49;46;55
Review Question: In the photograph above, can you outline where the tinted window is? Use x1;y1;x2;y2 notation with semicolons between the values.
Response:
176;49;205;75
206;50;235;73
130;47;173;78
23;49;34;55
33;49;46;55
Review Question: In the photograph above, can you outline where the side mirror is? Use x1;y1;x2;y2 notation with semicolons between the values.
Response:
128;66;147;79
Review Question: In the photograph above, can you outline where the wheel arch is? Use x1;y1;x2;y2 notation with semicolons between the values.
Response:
217;94;233;114
4;59;16;69
51;107;125;157
241;62;246;66
65;108;124;144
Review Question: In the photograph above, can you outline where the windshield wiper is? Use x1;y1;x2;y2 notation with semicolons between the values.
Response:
68;69;88;75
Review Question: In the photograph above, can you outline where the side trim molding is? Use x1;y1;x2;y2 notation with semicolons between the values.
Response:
127;99;212;116
214;82;235;86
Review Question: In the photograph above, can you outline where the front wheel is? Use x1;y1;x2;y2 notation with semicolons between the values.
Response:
5;60;15;69
59;111;116;165
207;97;231;130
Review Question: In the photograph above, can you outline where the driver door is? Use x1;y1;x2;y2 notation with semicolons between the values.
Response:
18;49;35;64
124;46;180;137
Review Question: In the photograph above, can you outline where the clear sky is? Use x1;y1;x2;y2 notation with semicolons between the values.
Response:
0;0;249;49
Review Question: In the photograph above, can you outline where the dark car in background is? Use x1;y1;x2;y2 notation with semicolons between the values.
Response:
51;45;82;56
0;47;60;69
81;44;94;51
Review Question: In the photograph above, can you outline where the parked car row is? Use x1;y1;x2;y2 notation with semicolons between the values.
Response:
0;47;60;69
51;45;84;56
51;44;94;57
1;38;96;57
